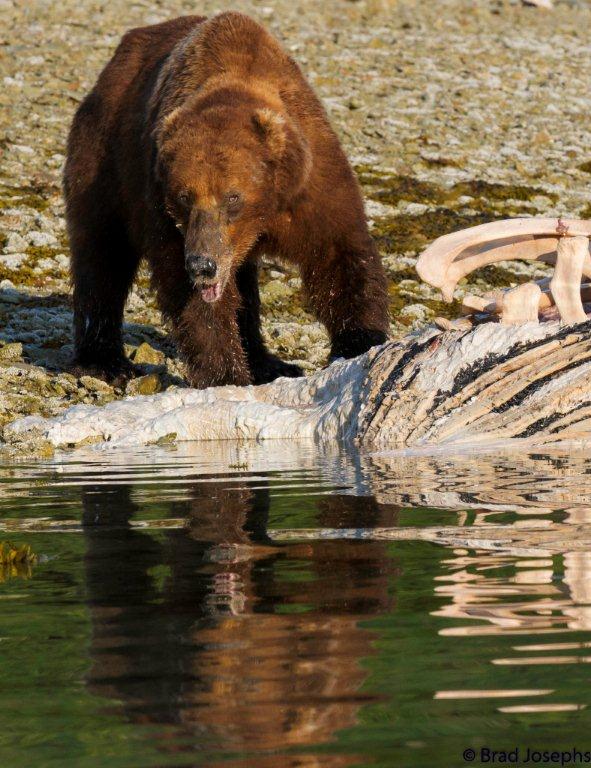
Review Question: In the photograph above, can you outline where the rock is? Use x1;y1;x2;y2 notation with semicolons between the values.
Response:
0;342;23;362
3;232;28;253
533;130;553;146
399;303;430;324
27;230;58;247
0;431;54;459
522;0;553;8
131;341;165;366
79;375;113;394
35;258;57;271
404;203;429;216
366;199;395;218
54;374;79;395
48;382;66;396
11;143;33;154
126;374;162;396
261;279;293;308
0;252;27;269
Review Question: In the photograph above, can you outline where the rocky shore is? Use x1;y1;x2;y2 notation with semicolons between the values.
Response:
1;0;590;456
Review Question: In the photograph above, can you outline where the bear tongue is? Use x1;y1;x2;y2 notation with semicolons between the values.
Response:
201;283;221;303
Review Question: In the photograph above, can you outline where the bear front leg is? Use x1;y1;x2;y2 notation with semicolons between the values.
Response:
70;219;139;383
171;278;252;388
300;238;389;361
236;261;303;384
148;240;250;388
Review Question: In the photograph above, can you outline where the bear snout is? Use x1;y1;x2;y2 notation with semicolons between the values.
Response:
185;254;223;302
186;254;218;282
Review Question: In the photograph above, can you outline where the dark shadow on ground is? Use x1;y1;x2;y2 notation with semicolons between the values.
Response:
0;286;179;377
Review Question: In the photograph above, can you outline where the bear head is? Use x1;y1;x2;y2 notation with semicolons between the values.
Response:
155;93;312;303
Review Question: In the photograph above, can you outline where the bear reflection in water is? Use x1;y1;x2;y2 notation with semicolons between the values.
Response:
81;482;398;766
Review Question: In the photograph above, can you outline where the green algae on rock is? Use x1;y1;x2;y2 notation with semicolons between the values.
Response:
126;374;163;396
130;342;166;366
0;184;53;213
0;541;37;583
371;209;496;255
358;168;557;212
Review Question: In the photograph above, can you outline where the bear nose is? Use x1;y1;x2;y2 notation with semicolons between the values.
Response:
186;254;218;280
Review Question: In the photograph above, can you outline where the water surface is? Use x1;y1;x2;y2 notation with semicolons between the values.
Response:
1;442;591;767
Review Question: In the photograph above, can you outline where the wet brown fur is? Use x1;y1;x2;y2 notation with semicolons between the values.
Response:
64;12;389;387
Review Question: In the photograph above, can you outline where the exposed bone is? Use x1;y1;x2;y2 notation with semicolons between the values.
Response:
550;236;589;325
417;219;591;302
434;317;473;332
462;295;498;315
418;218;591;326
433;317;454;331
462;291;553;319
463;283;591;320
500;283;541;325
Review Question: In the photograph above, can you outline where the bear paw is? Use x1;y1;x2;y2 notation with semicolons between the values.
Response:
329;328;388;362
250;354;303;385
69;355;136;388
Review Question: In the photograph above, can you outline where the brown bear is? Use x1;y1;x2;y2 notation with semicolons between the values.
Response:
64;12;389;387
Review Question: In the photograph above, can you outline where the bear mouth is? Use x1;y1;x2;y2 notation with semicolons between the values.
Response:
200;282;222;303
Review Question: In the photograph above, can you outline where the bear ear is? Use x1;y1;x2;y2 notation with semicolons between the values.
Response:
252;108;287;158
152;105;182;154
253;108;312;207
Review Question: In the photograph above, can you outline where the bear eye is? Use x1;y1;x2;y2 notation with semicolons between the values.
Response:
227;192;241;206
178;191;191;208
